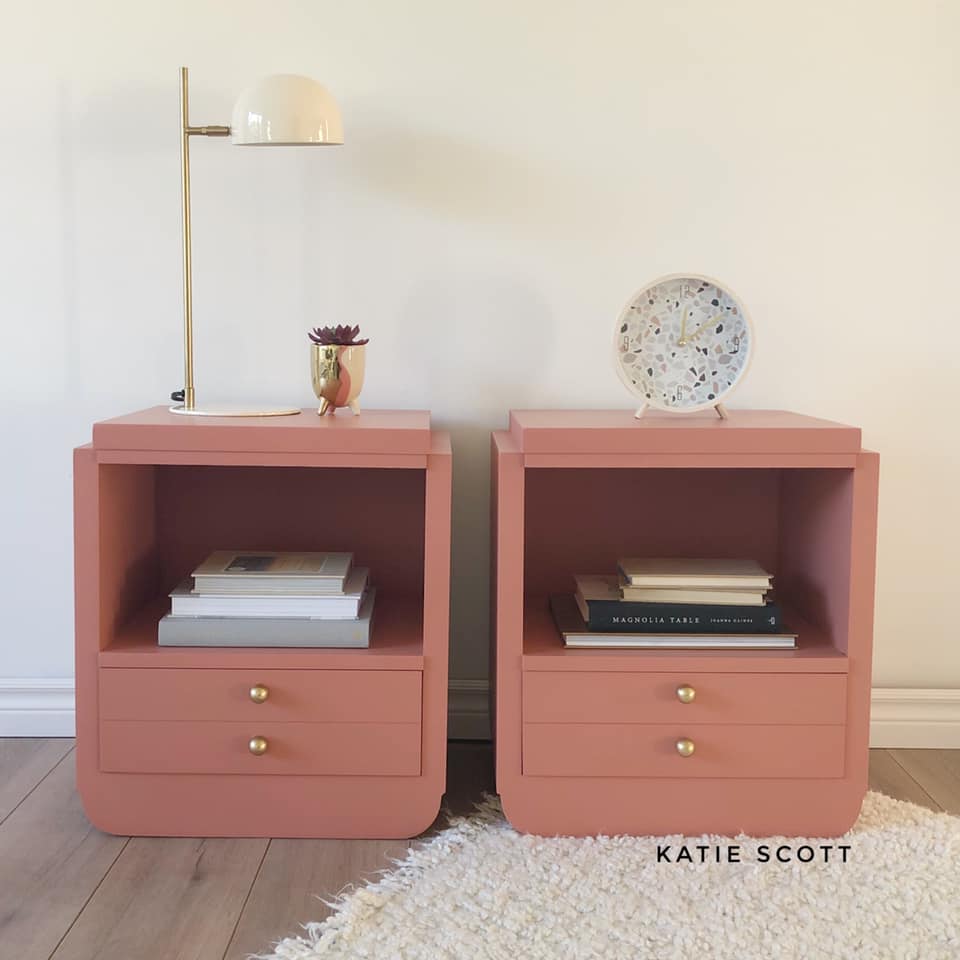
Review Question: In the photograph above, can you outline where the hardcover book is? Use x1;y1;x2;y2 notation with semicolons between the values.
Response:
552;595;795;649
172;567;369;619
192;550;353;595
159;589;376;647
618;581;767;606
617;557;772;590
574;575;781;634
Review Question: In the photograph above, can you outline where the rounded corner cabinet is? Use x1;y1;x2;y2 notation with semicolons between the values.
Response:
74;407;451;838
492;409;879;837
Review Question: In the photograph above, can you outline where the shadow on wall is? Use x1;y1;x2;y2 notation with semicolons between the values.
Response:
442;421;498;684
390;270;557;408
340;123;585;682
342;118;610;235
329;117;621;683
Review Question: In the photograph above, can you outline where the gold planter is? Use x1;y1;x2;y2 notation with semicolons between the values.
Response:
310;343;366;415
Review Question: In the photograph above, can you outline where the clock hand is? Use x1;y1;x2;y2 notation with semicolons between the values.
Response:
687;314;724;342
678;308;689;346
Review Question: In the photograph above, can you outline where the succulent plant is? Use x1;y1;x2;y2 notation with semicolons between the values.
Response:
308;324;369;346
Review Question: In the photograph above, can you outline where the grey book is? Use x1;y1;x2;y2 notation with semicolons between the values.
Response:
159;589;375;647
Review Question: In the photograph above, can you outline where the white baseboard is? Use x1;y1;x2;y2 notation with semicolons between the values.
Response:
869;688;960;748
2;678;958;748
448;679;491;740
0;679;76;737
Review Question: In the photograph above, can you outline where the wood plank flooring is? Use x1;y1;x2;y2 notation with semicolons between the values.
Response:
0;739;72;824
0;741;953;960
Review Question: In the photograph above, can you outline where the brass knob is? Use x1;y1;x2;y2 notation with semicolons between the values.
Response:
676;685;696;704
676;738;696;758
248;736;269;756
249;684;269;704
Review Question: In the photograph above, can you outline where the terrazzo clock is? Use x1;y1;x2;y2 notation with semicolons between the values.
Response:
614;273;753;419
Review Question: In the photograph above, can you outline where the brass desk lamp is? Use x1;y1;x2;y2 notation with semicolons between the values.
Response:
170;67;343;417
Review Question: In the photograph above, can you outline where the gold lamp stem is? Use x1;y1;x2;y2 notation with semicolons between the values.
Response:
179;66;195;410
175;67;230;415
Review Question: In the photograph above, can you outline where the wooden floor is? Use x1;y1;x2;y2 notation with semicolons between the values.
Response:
1;742;958;960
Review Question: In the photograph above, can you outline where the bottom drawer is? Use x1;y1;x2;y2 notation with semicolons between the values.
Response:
101;721;421;776
523;723;845;779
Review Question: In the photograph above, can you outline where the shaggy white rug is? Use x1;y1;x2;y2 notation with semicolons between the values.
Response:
261;792;960;959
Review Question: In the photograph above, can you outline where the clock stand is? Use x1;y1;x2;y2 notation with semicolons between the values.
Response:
635;401;729;420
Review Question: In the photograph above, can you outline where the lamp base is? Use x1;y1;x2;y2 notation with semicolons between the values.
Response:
169;403;302;417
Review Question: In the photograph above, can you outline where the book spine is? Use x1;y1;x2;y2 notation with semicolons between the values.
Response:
585;600;782;634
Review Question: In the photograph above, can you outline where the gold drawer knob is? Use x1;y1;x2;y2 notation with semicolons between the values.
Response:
676;685;696;704
248;736;269;756
676;738;696;758
249;684;269;704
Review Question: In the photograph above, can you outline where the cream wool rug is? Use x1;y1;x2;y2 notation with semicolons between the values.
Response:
261;792;960;960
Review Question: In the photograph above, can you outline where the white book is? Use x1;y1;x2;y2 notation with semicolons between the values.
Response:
192;550;353;595
172;567;369;619
563;634;795;649
618;557;772;590
618;583;768;606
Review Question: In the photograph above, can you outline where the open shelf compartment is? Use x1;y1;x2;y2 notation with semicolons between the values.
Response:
96;462;426;667
522;466;855;669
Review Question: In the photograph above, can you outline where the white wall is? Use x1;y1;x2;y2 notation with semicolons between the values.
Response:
1;1;958;719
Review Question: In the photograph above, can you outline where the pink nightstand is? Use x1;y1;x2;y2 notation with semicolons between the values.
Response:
492;410;879;837
74;408;451;838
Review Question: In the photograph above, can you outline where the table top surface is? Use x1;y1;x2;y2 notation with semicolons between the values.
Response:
91;407;434;455
507;409;863;455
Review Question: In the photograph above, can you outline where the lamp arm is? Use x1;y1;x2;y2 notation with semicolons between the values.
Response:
185;125;231;137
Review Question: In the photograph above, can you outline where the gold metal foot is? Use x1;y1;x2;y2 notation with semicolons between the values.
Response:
317;398;331;416
348;400;361;415
715;403;729;420
634;403;648;420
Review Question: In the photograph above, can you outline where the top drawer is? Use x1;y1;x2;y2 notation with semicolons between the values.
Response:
100;668;421;723
523;671;846;725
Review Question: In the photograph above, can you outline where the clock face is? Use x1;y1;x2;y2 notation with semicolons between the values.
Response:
614;275;752;412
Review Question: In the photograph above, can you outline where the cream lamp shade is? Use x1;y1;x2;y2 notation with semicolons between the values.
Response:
231;74;344;146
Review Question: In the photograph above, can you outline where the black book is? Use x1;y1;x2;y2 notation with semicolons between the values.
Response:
575;575;782;635
552;596;795;649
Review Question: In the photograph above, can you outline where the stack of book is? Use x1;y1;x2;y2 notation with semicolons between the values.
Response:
158;550;375;647
551;558;795;649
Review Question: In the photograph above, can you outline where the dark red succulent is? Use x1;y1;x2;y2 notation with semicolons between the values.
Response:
308;324;369;346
